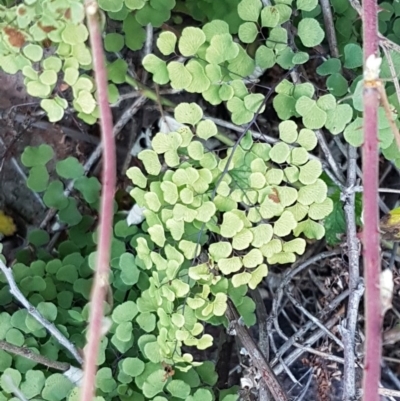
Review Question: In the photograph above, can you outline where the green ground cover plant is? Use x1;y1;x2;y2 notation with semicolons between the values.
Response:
0;0;399;400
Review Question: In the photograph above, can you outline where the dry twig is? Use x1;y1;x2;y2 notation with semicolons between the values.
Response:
226;301;288;401
0;258;83;364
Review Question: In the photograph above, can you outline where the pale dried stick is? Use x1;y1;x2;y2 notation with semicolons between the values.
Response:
0;258;83;364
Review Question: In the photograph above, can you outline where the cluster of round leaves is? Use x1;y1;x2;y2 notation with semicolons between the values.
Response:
0;223;237;401
0;0;99;123
0;167;239;400
0;0;146;124
99;0;175;28
312;47;400;166
273;78;353;134
127;101;333;362
20;144;101;229
144;0;326;125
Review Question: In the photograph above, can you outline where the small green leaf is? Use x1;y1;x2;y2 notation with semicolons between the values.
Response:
175;102;203;125
206;34;239;65
297;128;318;150
112;301;138;323
127;167;147;188
297;0;318;11
232;272;251;287
297;18;325;47
242;249;263;268
279;120;298;143
56;157;84;179
237;0;262;22
40;98;66;122
167;380;191;399
292;52;310;65
293;219;325;239
178;239;200;259
21;145;54;167
74;177;101;204
43;180;68;210
23;44;43;62
143;54;169;85
316;58;341;76
326;73;348;97
178;27;206;56
28;229;49;247
220;212;244;238
122;357;145;377
196;119;217;140
167;62;192;90
138;150;162;176
343;43;363;69
1;368;22;393
61;23;88;45
298;159;323;185
269;142;291;163
58;198;82;226
308;197;334;220
136;312;156;333
27;165;49;192
218;257;243;274
104;33;124;52
157;31;177;55
238;22;259;43
209;242;232;261
120;253;140;285
261;6;280;27
255;45;276;69
249;264;268;289
273;211;297;236
343;117;363;147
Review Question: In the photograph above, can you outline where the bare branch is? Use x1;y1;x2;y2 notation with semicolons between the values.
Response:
0;340;70;372
0;259;83;364
319;0;339;57
226;301;289;401
80;2;117;401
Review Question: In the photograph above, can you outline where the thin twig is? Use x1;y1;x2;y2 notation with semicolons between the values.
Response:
80;2;116;401
141;24;153;84
226;301;288;401
286;288;344;349
250;288;269;360
293;370;313;401
381;46;400;109
378;388;400;398
273;306;345;376
271;290;350;366
250;288;272;401
0;259;83;364
319;0;339;58
271;250;341;340
342;145;364;401
0;340;70;371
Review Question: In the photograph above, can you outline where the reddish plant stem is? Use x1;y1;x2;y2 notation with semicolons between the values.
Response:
362;1;381;401
80;2;116;401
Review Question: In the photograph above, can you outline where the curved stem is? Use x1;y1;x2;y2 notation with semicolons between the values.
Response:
80;2;116;401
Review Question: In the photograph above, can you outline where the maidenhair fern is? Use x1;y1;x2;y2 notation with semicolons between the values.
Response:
126;102;333;362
